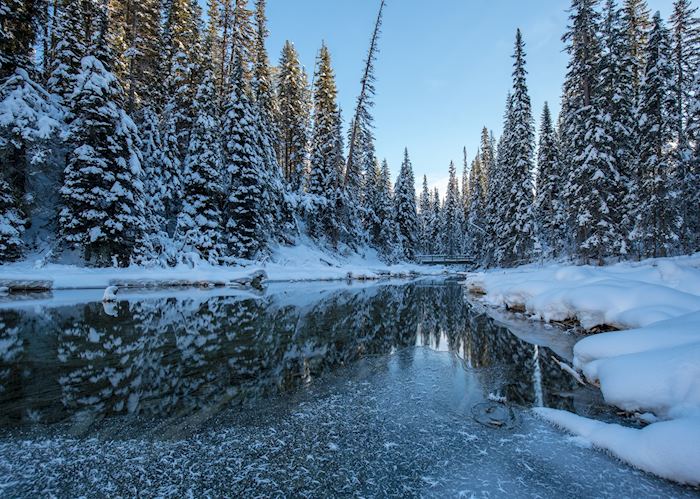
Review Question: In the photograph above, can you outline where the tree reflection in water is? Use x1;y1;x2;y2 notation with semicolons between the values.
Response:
0;281;583;427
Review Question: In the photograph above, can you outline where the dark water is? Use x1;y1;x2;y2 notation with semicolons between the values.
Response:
0;280;694;497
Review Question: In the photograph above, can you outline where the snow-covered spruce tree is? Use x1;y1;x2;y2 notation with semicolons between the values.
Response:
0;0;39;80
633;12;681;258
361;155;382;250
222;60;268;259
483;105;509;266
561;0;626;264
622;0;652;94
46;0;86;102
378;159;402;261
59;27;147;267
394;148;419;260
442;161;461;257
0;0;62;261
670;0;700;143
251;0;295;246
479;127;495;201
307;43;343;247
460;147;471;253
599;0;636;253
139;106;173;261
108;0;162;113
0;178;24;261
533;102;564;258
276;41;310;191
176;62;225;264
560;0;602;259
158;0;203;229
205;0;224;93
230;0;255;85
428;187;442;255
346;0;385;203
494;30;535;267
686;71;700;252
466;153;486;261
418;175;432;254
670;0;700;251
361;157;398;259
253;0;278;144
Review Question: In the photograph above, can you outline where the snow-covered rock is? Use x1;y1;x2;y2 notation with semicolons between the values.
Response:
102;286;118;302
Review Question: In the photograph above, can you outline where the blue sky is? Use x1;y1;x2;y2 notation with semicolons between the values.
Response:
252;1;674;192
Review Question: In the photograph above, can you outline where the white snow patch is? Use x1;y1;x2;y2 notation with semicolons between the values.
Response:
466;255;700;485
535;408;700;486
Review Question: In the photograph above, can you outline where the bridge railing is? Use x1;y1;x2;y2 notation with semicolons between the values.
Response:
415;254;476;264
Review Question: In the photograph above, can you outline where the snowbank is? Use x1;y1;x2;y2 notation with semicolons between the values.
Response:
465;254;700;330
534;408;700;486
465;255;700;485
0;244;446;291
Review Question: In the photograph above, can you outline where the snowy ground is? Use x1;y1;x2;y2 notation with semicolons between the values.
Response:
0;243;448;290
463;254;700;485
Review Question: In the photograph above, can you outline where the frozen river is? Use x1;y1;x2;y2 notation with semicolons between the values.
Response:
0;280;695;497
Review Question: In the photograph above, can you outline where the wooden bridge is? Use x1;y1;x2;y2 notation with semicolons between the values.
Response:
415;254;477;266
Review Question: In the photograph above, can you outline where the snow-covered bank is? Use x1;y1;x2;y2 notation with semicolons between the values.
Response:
464;255;700;485
0;244;448;291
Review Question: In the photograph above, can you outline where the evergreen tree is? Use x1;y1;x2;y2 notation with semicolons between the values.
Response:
428;187;442;255
176;63;224;264
442;160;461;257
60;35;147;266
495;30;536;266
560;0;627;264
670;0;700;144
479;127;494;205
0;0;40;80
229;0;255;85
346;0;385;198
597;0;634;255
0;5;62;260
250;0;293;246
533;102;564;258
685;70;700;252
139;106;173;260
110;0;162;112
222;62;267;259
277;41;310;191
461;147;471;252
484;97;512;265
633;12;681;257
307;44;343;246
670;0;700;250
622;0;651;95
0;178;24;261
47;0;86;102
378;158;401;260
418;175;431;254
159;0;202;227
394;148;418;260
466;153;486;260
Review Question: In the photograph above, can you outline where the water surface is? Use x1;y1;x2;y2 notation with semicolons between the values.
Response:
0;280;693;496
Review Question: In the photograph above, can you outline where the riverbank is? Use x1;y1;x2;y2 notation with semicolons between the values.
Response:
0;244;449;291
463;254;700;485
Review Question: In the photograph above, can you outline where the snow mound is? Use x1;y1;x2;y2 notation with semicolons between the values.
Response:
465;254;700;330
534;408;700;486
466;255;700;485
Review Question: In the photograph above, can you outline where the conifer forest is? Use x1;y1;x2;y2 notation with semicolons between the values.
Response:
2;1;700;495
1;0;699;268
